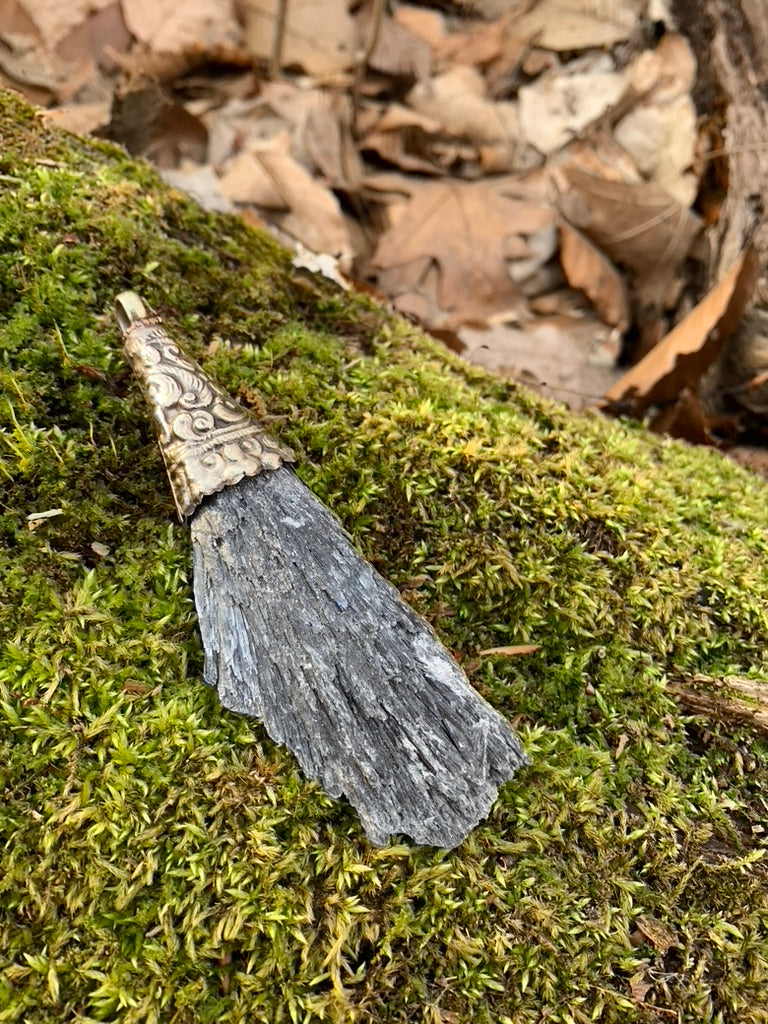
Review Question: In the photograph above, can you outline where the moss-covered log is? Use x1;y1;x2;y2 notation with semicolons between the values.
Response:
1;89;767;1023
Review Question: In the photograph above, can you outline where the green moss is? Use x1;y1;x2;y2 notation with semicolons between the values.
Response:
1;88;767;1023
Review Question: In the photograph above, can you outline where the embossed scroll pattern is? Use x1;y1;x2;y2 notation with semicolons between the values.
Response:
122;316;295;518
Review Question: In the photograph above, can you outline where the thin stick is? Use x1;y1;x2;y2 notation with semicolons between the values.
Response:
269;0;290;80
351;0;384;136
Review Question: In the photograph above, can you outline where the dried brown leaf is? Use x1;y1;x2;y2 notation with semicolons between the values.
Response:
628;970;653;1004
557;167;702;301
615;34;698;206
407;66;518;145
43;101;111;135
557;134;642;185
519;57;627;155
0;32;74;100
614;732;629;758
459;313;621;410
362;130;446;175
216;151;284;206
55;2;131;74
372;177;552;327
648;386;712;444
105;44;202;84
435;14;513;69
122;0;240;52
239;0;355;76
20;0;114;50
605;246;758;409
559;221;629;330
513;0;643;51
360;11;431;80
250;145;352;258
392;5;446;53
360;104;447;175
0;0;38;41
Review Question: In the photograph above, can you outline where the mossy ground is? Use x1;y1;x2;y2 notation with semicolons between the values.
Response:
1;89;767;1024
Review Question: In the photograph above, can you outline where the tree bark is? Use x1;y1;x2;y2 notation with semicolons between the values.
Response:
675;0;768;278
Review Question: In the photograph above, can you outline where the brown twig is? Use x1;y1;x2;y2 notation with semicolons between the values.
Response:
269;0;290;80
351;0;385;137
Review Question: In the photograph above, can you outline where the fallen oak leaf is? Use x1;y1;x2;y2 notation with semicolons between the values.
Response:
435;11;518;70
360;104;455;175
20;0;115;51
392;5;447;56
604;246;758;410
371;176;552;327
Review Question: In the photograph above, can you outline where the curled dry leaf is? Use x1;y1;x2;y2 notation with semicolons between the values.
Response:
361;104;450;175
43;101;111;135
556;134;642;186
162;163;233;214
559;221;629;330
605;246;758;409
556;166;702;312
647;385;712;444
56;2;132;79
219;139;352;260
460;313;622;411
0;25;81;103
434;12;516;70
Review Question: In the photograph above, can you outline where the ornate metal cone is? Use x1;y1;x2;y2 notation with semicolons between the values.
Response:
115;291;295;518
116;292;529;848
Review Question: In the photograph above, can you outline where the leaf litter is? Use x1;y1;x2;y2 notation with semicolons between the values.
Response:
8;0;766;460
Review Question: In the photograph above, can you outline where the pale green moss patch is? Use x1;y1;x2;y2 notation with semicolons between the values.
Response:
1;90;768;1023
